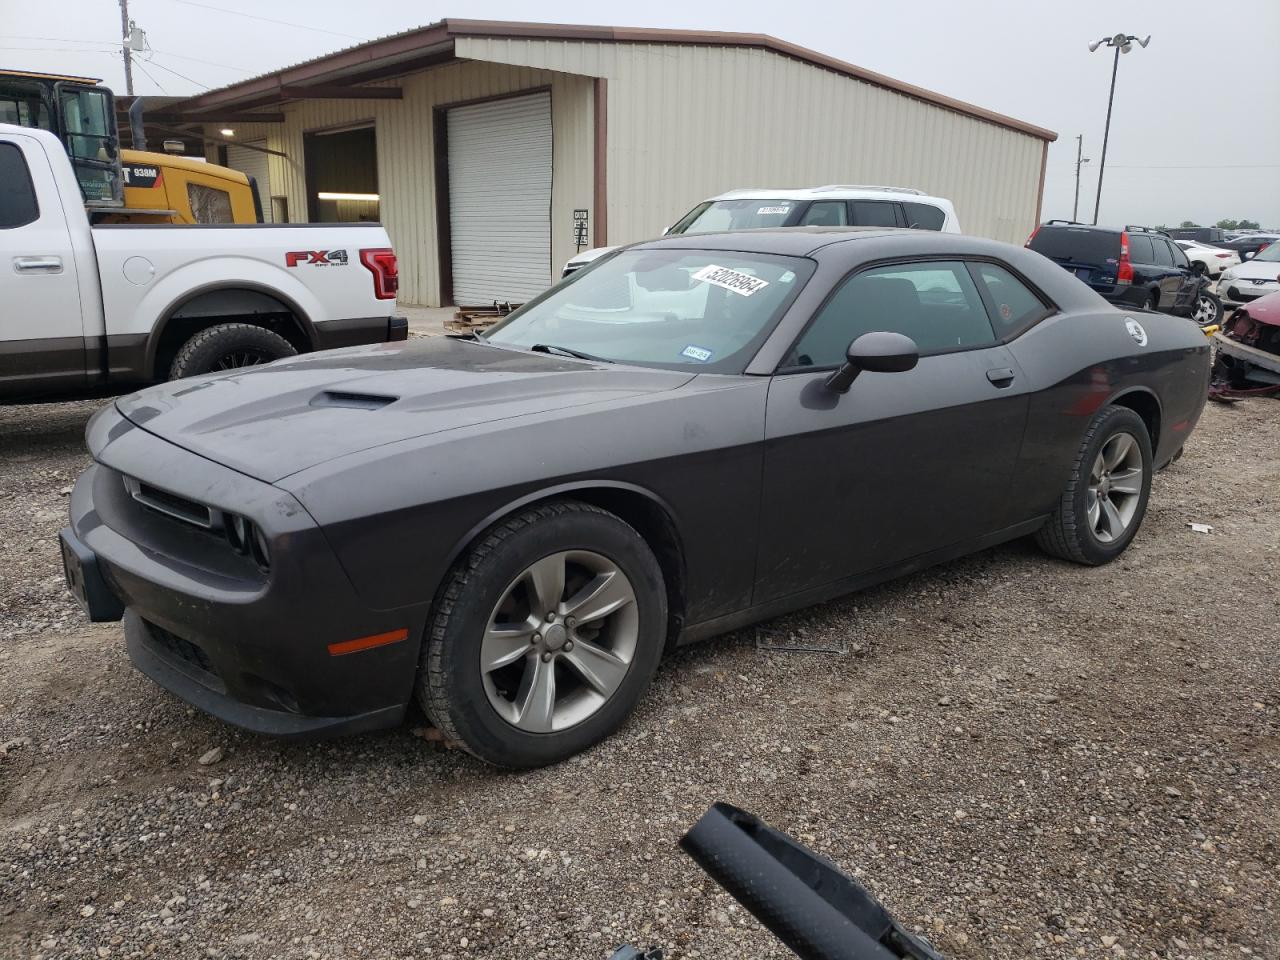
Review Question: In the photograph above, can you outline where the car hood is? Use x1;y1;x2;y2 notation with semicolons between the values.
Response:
1237;290;1280;326
116;338;695;482
1227;259;1280;281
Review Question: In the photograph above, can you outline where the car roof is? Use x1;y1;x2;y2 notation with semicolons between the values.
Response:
707;185;949;204
631;225;904;256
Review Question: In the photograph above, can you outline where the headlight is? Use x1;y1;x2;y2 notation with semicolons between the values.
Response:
224;513;270;571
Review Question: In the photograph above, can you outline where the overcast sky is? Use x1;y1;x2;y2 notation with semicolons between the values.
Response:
5;0;1277;229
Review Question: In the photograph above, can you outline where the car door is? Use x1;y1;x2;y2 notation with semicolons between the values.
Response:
0;135;87;398
754;258;1030;604
1163;238;1199;315
1125;234;1160;306
1147;236;1182;309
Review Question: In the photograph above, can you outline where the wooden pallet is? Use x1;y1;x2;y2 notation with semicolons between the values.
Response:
445;302;522;335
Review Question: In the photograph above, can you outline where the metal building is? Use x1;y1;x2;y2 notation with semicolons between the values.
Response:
160;19;1056;307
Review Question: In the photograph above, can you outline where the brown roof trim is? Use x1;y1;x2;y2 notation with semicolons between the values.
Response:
168;18;1056;141
444;20;1055;141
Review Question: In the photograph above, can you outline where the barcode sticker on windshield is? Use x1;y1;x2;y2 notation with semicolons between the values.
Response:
757;206;790;215
692;264;770;297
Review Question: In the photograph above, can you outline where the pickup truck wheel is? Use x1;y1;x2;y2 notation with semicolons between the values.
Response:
169;323;297;380
1035;406;1152;566
417;500;667;769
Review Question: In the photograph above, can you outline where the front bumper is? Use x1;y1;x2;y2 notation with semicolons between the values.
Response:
64;406;428;738
1218;279;1278;307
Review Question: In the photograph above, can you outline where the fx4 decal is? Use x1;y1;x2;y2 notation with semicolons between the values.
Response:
286;250;349;267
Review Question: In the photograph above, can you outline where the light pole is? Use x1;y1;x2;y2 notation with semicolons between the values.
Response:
1072;135;1091;222
1088;33;1150;225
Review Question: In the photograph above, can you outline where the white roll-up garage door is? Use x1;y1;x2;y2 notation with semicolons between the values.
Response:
225;142;271;222
447;92;552;305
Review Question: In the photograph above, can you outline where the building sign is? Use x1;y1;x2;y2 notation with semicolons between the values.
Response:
573;208;589;248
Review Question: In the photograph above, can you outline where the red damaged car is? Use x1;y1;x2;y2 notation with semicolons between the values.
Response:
1211;290;1280;399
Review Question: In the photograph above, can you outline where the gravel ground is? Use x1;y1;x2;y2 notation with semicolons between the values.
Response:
1;397;1277;960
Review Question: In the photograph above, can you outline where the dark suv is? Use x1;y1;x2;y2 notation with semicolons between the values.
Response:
1026;221;1198;316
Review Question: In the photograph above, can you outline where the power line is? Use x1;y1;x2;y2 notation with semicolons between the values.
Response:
131;58;168;94
140;55;211;90
0;35;118;45
148;47;254;73
170;0;368;41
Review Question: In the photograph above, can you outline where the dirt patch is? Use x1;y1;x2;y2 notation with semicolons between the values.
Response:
1;398;1277;960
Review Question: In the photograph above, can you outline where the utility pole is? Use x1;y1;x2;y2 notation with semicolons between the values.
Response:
118;0;134;95
1072;135;1090;222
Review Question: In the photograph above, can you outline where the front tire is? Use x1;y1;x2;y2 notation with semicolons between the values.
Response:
1035;406;1153;565
1193;290;1223;326
417;501;667;768
169;323;297;379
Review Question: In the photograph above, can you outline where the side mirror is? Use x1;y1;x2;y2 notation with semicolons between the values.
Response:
1243;251;1255;260
825;331;919;394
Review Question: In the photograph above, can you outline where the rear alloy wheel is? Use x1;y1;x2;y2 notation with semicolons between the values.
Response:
169;322;297;380
1035;405;1153;565
418;501;667;768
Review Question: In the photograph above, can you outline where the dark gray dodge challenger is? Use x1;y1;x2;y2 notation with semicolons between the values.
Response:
61;228;1210;768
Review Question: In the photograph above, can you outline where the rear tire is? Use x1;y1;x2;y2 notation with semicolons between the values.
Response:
1142;291;1158;312
417;500;667;768
169;323;296;379
1035;406;1152;566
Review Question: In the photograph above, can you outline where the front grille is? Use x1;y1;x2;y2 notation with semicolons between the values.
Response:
143;620;225;692
122;476;213;529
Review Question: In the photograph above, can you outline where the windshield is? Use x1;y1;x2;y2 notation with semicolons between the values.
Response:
1252;242;1280;263
0;81;54;131
484;248;813;373
669;199;799;235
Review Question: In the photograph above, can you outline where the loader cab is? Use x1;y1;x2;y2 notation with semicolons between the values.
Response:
0;70;124;209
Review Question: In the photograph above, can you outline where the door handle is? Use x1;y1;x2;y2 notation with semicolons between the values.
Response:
986;367;1016;387
14;256;64;274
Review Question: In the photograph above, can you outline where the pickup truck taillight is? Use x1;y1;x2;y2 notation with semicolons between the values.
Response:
360;248;399;300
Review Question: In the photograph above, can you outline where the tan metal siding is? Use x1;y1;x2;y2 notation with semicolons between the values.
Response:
459;37;1045;245
206;64;594;306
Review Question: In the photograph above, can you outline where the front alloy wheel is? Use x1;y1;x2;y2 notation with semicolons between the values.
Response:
1193;292;1222;326
482;550;639;732
417;500;667;768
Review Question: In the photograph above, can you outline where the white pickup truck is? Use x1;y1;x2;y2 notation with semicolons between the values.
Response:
1;124;405;402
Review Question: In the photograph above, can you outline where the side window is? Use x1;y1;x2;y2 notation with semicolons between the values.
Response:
1167;241;1191;269
970;262;1051;338
798;201;848;227
0;143;39;229
788;260;995;368
850;201;900;228
902;201;946;231
187;183;234;224
1127;234;1155;264
1150;239;1175;267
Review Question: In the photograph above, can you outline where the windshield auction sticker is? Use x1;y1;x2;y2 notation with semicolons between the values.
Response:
756;205;791;215
692;265;770;297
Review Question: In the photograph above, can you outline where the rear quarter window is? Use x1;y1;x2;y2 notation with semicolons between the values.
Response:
1028;227;1119;265
903;201;946;231
0;143;39;229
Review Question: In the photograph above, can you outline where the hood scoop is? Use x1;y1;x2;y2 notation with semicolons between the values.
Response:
311;390;398;410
